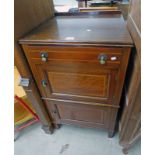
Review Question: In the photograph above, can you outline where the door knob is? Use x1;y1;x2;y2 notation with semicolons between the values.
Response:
98;54;108;64
40;52;48;62
41;80;47;87
52;110;57;114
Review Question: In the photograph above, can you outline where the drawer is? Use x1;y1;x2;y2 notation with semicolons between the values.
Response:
25;45;123;67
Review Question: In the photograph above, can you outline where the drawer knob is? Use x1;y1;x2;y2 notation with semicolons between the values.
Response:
52;110;57;114
40;52;48;62
98;54;107;65
41;80;47;87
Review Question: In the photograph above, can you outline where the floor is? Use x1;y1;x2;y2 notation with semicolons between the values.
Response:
53;0;78;12
53;0;77;6
14;123;140;155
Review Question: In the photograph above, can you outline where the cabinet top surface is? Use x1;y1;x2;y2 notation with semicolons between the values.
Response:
19;12;133;46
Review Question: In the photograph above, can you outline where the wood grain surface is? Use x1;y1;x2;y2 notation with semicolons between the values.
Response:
14;0;55;133
20;11;133;137
19;11;133;46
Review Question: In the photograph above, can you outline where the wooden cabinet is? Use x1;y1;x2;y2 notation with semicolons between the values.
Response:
19;11;133;137
14;0;55;134
119;0;141;153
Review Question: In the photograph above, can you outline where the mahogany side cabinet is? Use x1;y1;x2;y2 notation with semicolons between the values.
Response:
19;11;133;137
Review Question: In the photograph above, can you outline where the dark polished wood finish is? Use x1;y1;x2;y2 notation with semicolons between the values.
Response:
14;0;55;134
119;0;141;153
19;11;132;46
19;12;133;137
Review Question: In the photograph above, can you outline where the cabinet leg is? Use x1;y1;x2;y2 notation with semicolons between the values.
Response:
122;147;129;154
42;124;54;134
108;131;115;138
54;124;61;129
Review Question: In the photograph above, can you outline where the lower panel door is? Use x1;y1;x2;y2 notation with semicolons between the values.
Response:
45;100;114;130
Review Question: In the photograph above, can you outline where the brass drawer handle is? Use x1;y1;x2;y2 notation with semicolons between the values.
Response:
98;54;108;64
41;80;47;87
40;52;48;62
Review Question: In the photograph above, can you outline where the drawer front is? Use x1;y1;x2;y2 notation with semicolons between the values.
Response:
22;45;130;106
45;100;112;129
26;46;123;68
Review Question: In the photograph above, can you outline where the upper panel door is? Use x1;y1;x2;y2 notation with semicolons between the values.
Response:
23;45;129;106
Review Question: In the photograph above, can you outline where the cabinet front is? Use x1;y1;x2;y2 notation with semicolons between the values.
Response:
23;45;124;105
45;100;111;129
